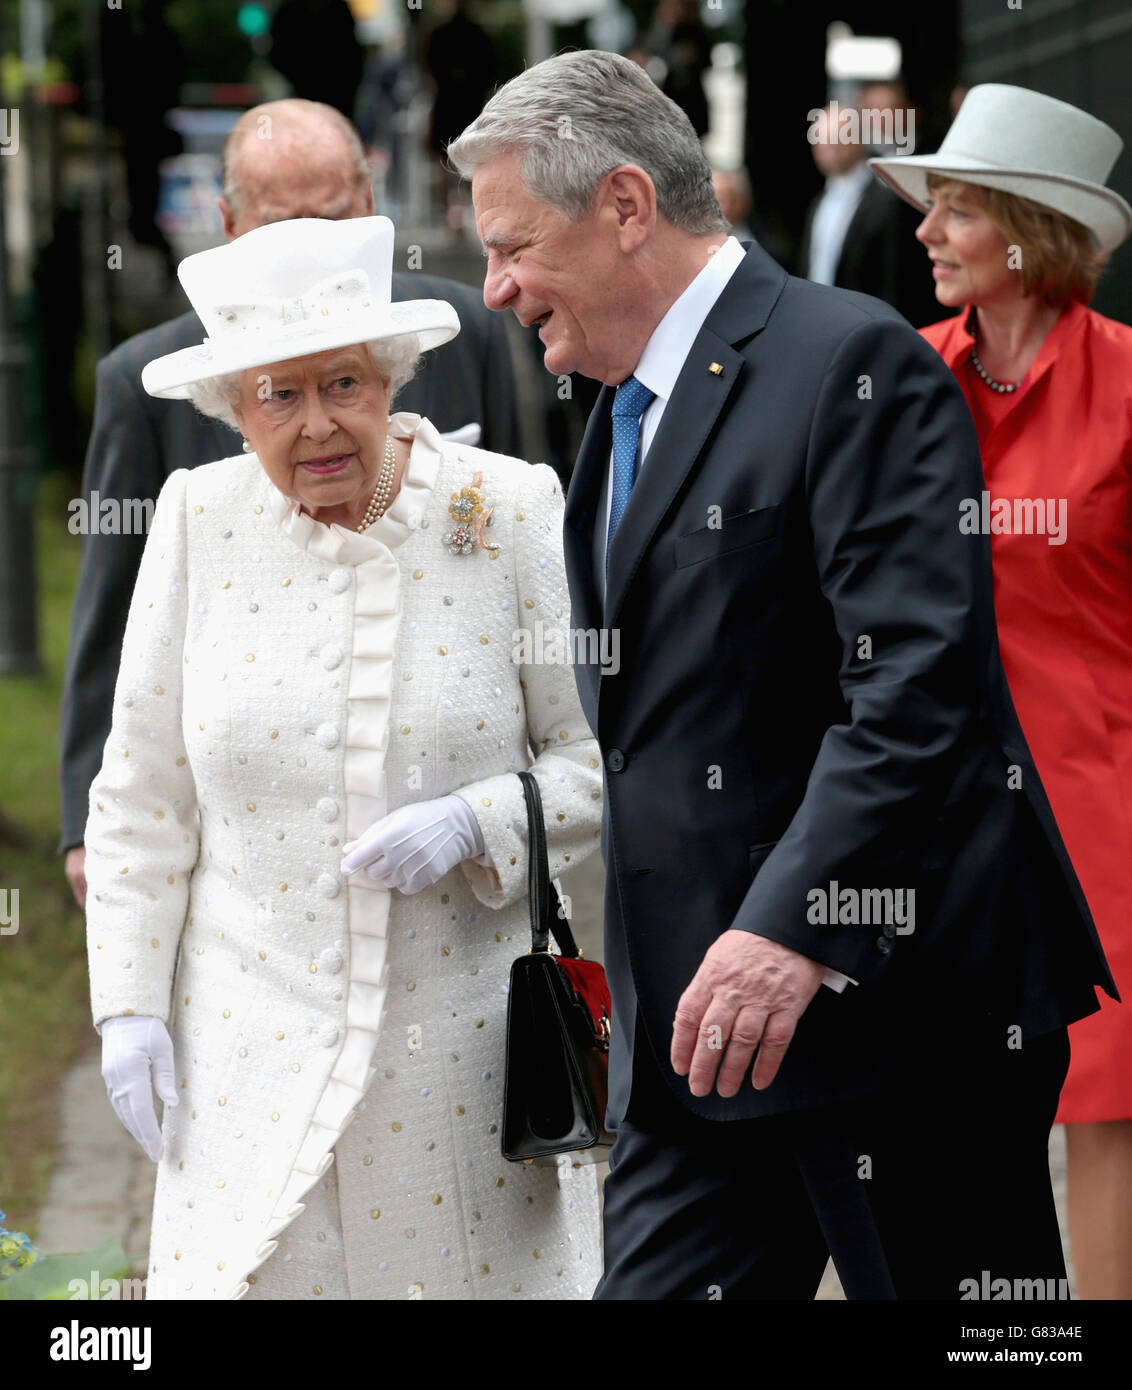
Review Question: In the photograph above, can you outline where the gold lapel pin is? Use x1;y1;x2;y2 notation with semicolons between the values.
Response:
708;362;724;376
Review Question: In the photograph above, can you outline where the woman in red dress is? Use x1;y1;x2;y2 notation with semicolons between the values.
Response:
872;85;1132;1299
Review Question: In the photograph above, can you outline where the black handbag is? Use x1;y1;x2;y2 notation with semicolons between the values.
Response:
500;771;614;1165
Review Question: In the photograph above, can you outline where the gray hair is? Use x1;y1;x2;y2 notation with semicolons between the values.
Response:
184;336;422;433
446;50;726;235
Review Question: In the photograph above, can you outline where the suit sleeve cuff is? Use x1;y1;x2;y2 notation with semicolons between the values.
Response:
452;774;526;910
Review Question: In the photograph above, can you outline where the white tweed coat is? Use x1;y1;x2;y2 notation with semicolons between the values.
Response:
84;414;605;1300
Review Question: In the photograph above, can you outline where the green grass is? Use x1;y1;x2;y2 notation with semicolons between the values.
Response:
0;471;89;1239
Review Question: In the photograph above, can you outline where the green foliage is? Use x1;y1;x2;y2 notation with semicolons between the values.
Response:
0;474;90;1230
0;1238;132;1301
0;1211;38;1283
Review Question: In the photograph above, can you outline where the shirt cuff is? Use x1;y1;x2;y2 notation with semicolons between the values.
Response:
821;967;858;993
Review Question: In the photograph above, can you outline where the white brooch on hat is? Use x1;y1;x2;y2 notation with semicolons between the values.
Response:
444;473;498;556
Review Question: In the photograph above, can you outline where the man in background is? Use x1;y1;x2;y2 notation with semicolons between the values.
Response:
800;96;940;327
59;98;520;906
711;168;754;242
712;166;793;269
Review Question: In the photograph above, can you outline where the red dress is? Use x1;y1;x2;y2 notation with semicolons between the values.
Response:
921;303;1132;1122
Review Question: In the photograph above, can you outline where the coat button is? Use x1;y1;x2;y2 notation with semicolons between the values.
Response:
876;936;892;954
319;643;343;670
319;1026;340;1048
319;947;344;973
315;723;339;749
327;568;352;594
316;797;339;821
606;749;625;772
318;873;341;899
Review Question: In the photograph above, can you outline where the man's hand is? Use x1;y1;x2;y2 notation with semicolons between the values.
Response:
671;931;825;1096
65;846;87;909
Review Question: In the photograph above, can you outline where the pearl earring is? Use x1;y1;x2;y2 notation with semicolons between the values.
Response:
242;439;253;453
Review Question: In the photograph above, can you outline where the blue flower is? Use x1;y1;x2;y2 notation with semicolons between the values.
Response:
0;1214;38;1279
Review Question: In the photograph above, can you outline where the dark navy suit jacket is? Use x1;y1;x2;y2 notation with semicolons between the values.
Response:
562;241;1115;1126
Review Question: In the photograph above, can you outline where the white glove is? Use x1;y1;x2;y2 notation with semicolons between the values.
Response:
340;794;487;894
100;1014;178;1162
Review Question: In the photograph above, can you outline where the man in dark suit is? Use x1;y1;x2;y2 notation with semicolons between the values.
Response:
451;51;1115;1298
60;99;520;903
800;100;941;328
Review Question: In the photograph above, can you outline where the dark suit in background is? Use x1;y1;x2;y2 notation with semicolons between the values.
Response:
58;274;520;855
562;241;1114;1297
800;177;944;328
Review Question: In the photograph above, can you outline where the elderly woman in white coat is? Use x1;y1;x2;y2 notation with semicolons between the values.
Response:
84;215;604;1300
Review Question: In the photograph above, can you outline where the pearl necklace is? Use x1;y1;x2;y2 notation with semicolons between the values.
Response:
969;336;1019;394
356;436;398;531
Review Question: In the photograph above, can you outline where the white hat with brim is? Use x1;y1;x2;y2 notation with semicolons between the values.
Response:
141;215;461;399
869;83;1132;255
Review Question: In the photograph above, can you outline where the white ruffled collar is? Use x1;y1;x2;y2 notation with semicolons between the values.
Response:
264;411;443;566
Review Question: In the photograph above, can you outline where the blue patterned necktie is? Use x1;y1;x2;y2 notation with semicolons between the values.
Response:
606;375;656;567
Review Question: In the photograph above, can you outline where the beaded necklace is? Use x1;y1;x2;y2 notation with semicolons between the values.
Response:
355;435;398;531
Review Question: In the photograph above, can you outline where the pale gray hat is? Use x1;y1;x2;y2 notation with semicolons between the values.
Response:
869;83;1132;254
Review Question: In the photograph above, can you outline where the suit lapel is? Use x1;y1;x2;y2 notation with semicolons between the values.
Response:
601;334;744;628
562;244;788;725
602;244;788;631
563;385;613;718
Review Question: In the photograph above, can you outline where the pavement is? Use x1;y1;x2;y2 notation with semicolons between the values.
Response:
37;852;1077;1298
34;1046;157;1275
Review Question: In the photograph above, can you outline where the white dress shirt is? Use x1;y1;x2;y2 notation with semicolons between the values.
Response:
592;235;747;597
806;159;872;286
590;235;854;993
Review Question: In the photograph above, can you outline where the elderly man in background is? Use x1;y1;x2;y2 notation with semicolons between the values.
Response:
59;97;520;906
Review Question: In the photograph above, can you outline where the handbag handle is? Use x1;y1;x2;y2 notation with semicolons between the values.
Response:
517;770;580;959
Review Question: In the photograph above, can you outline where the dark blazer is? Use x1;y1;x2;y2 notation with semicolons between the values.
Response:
562;242;1115;1127
58;273;520;853
800;177;943;329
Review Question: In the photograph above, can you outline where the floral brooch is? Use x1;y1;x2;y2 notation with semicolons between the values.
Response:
444;471;499;556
